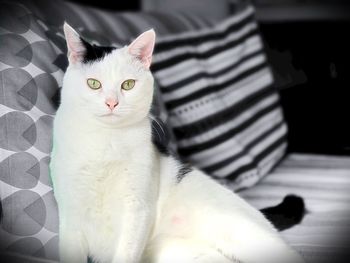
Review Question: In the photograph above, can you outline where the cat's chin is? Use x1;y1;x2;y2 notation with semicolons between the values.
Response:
94;113;122;124
99;113;119;117
100;113;123;120
91;109;150;128
94;113;135;128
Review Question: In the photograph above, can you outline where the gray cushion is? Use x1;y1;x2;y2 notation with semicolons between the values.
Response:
0;1;62;260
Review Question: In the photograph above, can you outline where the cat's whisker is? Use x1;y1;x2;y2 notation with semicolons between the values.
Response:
149;115;166;137
152;123;162;142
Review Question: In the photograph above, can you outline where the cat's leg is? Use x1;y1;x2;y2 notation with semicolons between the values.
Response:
209;219;304;263
112;202;153;263
162;172;304;263
191;189;304;262
58;209;88;263
143;235;235;263
51;167;88;263
59;228;87;263
111;167;158;263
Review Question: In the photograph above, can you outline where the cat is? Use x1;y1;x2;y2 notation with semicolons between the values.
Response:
49;22;305;263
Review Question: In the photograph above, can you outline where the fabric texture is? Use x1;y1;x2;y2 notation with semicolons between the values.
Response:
152;6;288;190
0;1;65;260
239;153;350;263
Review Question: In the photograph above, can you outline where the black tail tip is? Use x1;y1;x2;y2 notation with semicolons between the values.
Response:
282;194;305;220
260;194;306;231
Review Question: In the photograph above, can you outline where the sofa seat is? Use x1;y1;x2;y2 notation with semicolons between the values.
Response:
238;153;350;263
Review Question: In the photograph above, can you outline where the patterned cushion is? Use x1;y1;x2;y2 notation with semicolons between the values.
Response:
0;2;63;260
152;5;288;190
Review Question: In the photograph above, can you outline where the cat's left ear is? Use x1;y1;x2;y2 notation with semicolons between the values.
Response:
63;22;86;64
128;29;156;69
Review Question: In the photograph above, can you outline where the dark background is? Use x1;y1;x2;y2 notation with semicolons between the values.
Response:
66;0;350;156
261;21;350;155
67;0;141;10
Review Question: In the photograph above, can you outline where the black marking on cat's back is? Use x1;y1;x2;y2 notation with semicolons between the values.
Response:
152;136;171;156
81;38;116;64
177;164;193;183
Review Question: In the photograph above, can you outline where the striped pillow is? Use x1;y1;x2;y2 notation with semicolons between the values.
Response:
152;6;288;190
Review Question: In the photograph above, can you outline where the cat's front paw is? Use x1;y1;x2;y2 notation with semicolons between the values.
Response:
111;257;137;263
112;253;141;263
59;238;87;263
275;249;305;263
60;253;87;263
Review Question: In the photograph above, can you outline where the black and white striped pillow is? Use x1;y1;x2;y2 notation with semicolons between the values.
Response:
152;6;288;189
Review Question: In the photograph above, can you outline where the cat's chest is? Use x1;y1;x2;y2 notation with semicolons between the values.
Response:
79;160;136;255
56;125;151;202
79;160;128;232
74;132;130;162
78;155;136;205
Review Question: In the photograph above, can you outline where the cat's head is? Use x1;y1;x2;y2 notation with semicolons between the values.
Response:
61;23;155;127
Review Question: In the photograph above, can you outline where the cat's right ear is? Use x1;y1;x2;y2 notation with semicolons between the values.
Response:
63;22;86;64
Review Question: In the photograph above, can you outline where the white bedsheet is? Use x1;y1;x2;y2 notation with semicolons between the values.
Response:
239;153;350;263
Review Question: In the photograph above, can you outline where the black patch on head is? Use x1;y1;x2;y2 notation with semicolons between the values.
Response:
177;164;193;183
260;194;305;231
80;38;116;64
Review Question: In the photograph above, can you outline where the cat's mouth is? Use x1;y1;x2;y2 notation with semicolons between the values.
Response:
99;112;120;117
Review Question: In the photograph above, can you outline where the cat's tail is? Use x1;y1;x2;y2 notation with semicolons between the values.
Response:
260;194;305;231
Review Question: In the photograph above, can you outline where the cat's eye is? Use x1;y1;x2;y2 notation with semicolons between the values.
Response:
87;78;102;90
121;79;135;91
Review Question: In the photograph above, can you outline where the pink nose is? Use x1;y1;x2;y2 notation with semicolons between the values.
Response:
105;98;118;110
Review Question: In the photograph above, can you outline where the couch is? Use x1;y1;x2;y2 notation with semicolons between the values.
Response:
0;0;349;262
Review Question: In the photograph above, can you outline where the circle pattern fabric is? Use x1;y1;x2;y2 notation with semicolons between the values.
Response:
0;2;65;260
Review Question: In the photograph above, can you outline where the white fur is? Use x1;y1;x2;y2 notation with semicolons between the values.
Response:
50;26;304;263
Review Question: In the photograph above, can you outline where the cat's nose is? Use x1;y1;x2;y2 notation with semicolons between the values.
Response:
105;98;118;110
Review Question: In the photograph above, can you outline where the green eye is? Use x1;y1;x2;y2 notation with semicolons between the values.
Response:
87;78;102;90
121;79;135;90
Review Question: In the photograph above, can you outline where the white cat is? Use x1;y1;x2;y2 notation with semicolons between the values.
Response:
50;23;304;263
